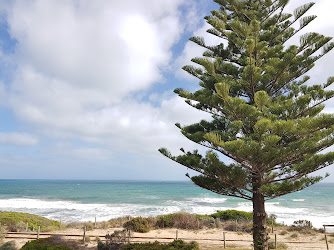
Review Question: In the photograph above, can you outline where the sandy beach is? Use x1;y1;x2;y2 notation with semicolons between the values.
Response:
3;227;333;249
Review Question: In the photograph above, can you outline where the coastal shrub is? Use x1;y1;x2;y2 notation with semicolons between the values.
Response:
0;241;17;250
84;235;91;243
0;212;59;232
84;221;94;231
279;230;288;235
292;220;312;229
98;230;129;250
21;236;80;250
171;213;197;229
223;221;252;233
65;221;82;229
108;217;133;228
106;230;129;244
123;217;150;233
268;240;288;249
156;213;199;229
97;221;110;229
156;214;174;228
290;232;299;238
21;239;72;250
211;210;253;222
121;240;199;250
6;221;26;232
201;217;216;229
288;220;316;234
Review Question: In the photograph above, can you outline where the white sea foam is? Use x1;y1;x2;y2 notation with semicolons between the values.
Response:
1;196;333;229
292;199;305;202
188;197;227;204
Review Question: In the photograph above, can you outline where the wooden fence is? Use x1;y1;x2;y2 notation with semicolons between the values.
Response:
2;229;331;249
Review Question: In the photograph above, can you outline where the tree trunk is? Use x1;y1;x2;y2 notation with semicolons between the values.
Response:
253;179;268;250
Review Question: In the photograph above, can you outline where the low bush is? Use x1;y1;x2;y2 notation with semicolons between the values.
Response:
290;232;299;238
279;230;288;235
292;220;312;229
98;230;129;250
169;213;197;230
106;230;129;244
288;220;317;234
0;241;17;250
121;240;199;250
84;221;94;231
0;212;60;232
211;210;253;222
21;236;80;250
268;240;288;249
123;217;150;233
223;221;252;233
107;217;134;228
156;213;203;230
6;221;26;232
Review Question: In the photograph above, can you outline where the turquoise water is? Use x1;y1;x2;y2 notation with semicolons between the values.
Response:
0;180;333;228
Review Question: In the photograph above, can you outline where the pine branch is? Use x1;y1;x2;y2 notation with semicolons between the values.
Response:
181;160;255;194
294;97;333;118
197;141;257;174
265;161;331;185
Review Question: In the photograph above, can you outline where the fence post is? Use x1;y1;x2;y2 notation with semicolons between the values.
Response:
176;230;178;240
95;216;97;229
272;220;274;233
223;232;226;249
37;226;40;239
59;219;62;229
274;234;277;249
324;225;329;250
26;222;28;232
83;226;86;244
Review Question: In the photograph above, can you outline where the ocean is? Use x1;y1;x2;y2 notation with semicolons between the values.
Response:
0;180;333;229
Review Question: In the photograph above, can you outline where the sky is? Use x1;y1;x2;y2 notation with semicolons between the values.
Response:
0;0;333;181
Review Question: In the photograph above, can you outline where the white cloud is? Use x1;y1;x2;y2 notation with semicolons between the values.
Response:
0;0;210;164
283;0;334;85
7;0;181;100
174;21;224;80
0;132;38;146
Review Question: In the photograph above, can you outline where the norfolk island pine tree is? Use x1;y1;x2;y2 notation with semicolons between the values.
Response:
159;0;334;249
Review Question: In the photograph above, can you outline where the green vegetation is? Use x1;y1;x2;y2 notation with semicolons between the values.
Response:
0;211;60;232
121;240;199;250
0;241;16;250
123;217;151;233
279;230;288;236
21;236;80;250
98;239;199;250
290;232;299;239
268;240;288;250
21;239;72;250
159;0;334;249
157;213;200;230
211;210;252;221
